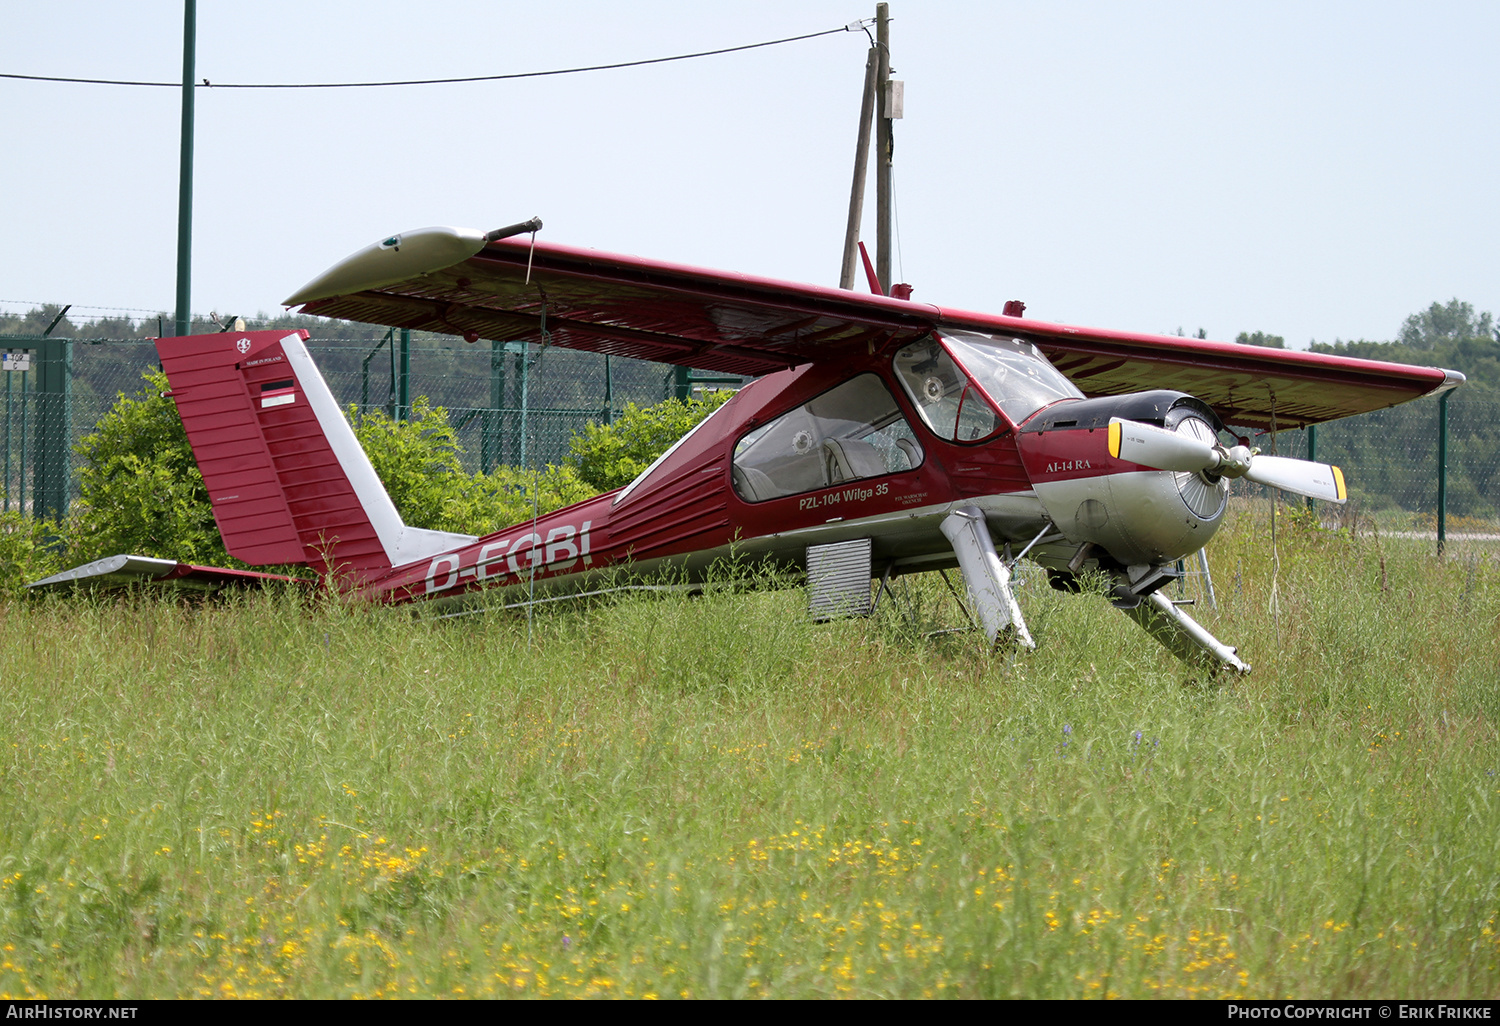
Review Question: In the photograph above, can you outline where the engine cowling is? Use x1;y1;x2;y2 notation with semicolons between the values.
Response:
1016;391;1229;567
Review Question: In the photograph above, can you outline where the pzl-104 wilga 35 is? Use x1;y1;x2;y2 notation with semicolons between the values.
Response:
34;223;1463;673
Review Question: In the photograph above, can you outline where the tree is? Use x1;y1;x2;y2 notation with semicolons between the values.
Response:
1297;299;1500;520
0;304;79;338
1310;300;1500;389
438;464;595;537
1235;331;1285;349
1398;299;1496;350
0;511;64;597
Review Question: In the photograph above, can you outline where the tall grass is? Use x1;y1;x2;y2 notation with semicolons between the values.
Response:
1;501;1497;998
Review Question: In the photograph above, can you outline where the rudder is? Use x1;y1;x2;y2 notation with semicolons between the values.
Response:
156;329;474;579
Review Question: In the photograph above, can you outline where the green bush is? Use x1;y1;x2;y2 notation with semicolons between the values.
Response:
352;400;597;535
351;398;468;532
70;371;229;566
0;510;64;596
440;463;597;536
567;391;733;492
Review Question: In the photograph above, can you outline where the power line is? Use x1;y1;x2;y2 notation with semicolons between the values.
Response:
1;22;866;90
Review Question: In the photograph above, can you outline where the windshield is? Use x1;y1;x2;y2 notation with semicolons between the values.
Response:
939;330;1083;424
892;338;1003;443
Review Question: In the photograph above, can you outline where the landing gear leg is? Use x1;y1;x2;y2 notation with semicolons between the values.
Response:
939;506;1035;649
1119;590;1249;674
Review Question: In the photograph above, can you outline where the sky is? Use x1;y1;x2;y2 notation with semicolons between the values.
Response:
3;1;1497;348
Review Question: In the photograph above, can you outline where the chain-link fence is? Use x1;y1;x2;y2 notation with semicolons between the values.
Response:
1234;387;1500;540
3;331;1495;541
0;332;738;517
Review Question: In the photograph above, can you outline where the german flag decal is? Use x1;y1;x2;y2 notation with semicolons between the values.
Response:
259;379;296;409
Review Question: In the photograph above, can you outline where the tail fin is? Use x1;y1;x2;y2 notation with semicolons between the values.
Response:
156;329;474;578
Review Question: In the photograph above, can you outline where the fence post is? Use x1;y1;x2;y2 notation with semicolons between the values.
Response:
359;328;394;426
4;356;11;511
1305;424;1316;512
503;345;520;466
32;337;72;520
19;356;28;514
604;354;614;425
174;0;196;338
397;329;411;422
1437;391;1448;555
519;342;532;469
483;338;502;472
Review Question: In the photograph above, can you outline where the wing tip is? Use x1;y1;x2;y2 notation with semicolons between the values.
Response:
282;225;488;307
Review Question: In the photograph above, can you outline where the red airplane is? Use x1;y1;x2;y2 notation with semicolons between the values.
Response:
34;223;1463;673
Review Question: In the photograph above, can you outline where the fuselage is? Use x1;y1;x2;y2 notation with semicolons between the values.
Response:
364;329;1232;607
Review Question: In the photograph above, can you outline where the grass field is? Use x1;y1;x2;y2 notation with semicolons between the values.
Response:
2;502;1498;999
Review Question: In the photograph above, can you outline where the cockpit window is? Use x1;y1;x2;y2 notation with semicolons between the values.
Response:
940;330;1084;424
731;374;923;503
892;338;1003;442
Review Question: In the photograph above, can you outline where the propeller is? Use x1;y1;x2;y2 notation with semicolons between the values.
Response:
1107;418;1347;503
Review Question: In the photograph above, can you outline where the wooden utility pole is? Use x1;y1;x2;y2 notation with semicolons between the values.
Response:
874;2;892;296
839;47;879;290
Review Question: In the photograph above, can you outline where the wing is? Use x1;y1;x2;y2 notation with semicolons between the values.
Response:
287;226;936;378
286;226;1462;429
939;307;1465;431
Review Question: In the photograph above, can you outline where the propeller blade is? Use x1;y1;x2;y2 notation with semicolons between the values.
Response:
1109;418;1348;503
1243;455;1347;503
1108;418;1216;473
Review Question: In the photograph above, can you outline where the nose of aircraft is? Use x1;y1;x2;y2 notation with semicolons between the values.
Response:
1015;390;1232;567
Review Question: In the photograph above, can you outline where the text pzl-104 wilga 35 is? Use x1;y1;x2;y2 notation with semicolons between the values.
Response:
33;222;1464;672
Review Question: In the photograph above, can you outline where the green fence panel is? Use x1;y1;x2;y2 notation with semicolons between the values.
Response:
1;332;743;514
1228;388;1500;537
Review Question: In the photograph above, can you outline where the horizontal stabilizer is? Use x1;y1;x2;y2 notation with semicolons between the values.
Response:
28;554;306;593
